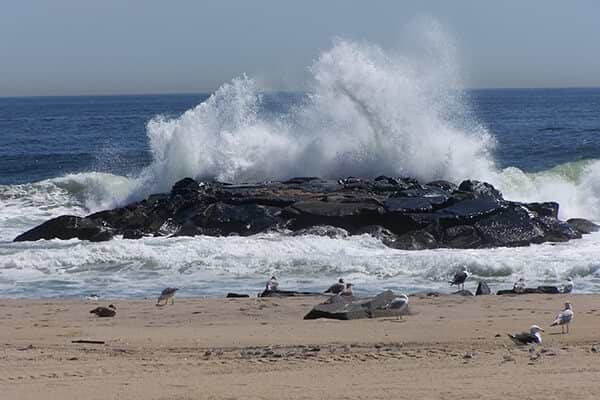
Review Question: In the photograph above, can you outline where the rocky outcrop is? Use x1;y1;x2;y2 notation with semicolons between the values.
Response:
304;290;409;320
14;176;597;248
14;215;113;242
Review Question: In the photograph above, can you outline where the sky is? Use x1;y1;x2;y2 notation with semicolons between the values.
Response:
1;0;599;96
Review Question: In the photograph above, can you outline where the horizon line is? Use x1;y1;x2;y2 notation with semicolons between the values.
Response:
1;85;600;99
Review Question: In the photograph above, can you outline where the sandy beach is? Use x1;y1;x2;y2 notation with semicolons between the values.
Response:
2;293;599;400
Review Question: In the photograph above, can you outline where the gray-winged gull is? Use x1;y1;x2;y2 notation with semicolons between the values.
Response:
325;278;345;294
157;287;179;306
384;294;409;319
562;277;574;294
507;325;544;345
90;304;116;317
513;277;526;294
266;275;279;291
340;283;353;296
550;302;574;334
449;267;470;291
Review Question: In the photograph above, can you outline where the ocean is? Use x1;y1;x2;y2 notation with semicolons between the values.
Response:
1;42;600;298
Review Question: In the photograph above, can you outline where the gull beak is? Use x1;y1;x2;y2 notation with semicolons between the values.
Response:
540;328;545;332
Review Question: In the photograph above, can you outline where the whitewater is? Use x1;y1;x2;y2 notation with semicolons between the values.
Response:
2;31;600;297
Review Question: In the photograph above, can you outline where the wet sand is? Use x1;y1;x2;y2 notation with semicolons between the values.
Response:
2;293;599;399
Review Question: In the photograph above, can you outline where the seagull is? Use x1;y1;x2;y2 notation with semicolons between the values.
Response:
325;278;345;294
513;278;526;294
550;302;574;334
266;275;279;292
90;304;116;317
562;277;574;294
507;325;544;345
156;287;179;306
384;294;409;319
449;267;470;291
340;283;354;296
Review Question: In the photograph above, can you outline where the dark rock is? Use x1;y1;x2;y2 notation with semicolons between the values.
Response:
197;202;282;236
452;289;474;296
393;230;438;250
304;290;408;320
15;176;592;249
122;229;144;239
426;180;458;191
384;197;434;213
496;286;561;295
171;177;201;197
259;289;323;298
440;199;503;223
285;200;383;231
475;281;491;295
537;217;581;242
524;202;559;218
458;180;504;201
226;293;250;298
442;225;483;248
474;205;545;247
537;286;560;294
567;218;600;234
14;215;112;242
496;289;517;296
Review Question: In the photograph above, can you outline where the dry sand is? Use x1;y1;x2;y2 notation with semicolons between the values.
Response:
2;293;600;399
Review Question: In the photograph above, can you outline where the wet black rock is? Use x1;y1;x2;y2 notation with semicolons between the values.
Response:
259;289;322;298
567;218;600;235
14;176;595;249
475;281;491;296
303;290;408;320
14;215;113;242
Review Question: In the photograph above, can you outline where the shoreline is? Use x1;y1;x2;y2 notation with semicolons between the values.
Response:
3;294;600;399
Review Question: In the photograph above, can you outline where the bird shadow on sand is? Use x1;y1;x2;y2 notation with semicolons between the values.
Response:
547;332;569;336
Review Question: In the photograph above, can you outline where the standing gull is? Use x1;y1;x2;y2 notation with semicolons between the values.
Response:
266;275;279;292
384;294;409;319
507;325;544;345
550;302;574;334
449;267;470;291
157;287;179;306
562;277;574;294
325;278;345;294
340;283;354;296
513;278;526;294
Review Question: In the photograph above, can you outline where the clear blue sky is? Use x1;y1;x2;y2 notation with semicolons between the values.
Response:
1;0;599;96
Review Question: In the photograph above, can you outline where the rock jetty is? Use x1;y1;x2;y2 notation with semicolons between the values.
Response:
14;176;599;249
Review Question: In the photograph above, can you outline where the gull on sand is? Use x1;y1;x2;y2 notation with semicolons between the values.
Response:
507;325;544;345
550;302;574;334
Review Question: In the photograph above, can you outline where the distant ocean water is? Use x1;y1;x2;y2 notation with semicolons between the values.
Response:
1;40;600;298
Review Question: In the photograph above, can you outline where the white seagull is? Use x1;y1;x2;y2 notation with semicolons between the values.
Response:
507;325;544;345
266;275;279;292
384;294;409;319
550;302;574;334
325;278;345;294
562;277;574;294
513;278;526;294
340;283;354;296
449;267;470;291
